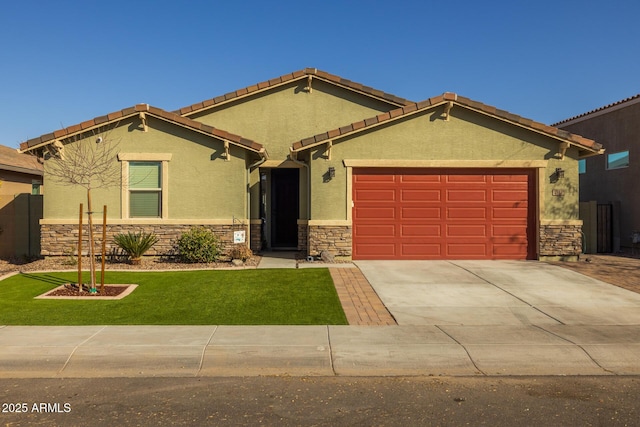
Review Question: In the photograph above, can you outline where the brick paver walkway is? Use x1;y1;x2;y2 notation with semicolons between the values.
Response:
329;267;396;326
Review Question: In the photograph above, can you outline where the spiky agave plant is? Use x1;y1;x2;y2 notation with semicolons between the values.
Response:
113;231;158;264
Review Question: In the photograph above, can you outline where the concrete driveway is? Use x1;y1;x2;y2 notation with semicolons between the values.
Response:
354;260;640;326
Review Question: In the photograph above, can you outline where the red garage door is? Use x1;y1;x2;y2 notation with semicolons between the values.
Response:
352;168;536;260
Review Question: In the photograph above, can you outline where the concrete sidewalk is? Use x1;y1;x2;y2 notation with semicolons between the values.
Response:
1;324;639;378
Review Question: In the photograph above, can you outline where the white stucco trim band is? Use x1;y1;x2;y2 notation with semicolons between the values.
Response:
540;219;583;226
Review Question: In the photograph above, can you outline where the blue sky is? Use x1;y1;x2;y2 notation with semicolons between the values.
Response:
2;0;639;148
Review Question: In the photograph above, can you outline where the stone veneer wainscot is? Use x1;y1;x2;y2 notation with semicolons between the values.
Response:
307;225;352;257
539;223;582;259
40;223;250;257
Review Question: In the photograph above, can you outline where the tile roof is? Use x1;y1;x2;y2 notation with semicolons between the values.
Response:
176;68;412;116
19;104;265;155
291;93;603;155
0;144;43;174
553;94;640;126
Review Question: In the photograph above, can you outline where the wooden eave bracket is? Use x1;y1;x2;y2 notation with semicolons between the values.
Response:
139;112;148;132
443;101;454;121
557;141;570;160
305;75;313;93
47;140;65;159
325;140;332;160
223;140;230;161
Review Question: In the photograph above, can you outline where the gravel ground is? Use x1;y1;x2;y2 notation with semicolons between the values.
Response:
0;255;261;276
547;251;640;294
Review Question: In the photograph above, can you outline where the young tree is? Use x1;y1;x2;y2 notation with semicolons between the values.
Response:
44;126;121;291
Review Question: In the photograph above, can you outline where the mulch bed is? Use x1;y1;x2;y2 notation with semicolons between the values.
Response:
45;283;129;298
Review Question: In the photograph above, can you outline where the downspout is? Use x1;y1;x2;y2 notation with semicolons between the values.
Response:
247;150;268;248
289;148;310;221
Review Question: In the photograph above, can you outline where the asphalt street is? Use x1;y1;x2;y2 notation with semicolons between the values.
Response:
2;376;639;426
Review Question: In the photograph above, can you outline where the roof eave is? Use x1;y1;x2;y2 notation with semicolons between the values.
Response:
0;163;43;176
291;97;603;156
19;105;266;156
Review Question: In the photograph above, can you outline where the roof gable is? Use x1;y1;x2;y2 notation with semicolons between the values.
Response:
19;104;266;156
291;93;603;157
177;68;412;117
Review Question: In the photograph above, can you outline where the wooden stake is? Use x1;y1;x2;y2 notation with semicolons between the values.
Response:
78;203;83;294
101;205;107;293
87;189;97;290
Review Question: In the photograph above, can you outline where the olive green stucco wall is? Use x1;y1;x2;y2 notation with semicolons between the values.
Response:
308;106;580;221
190;80;396;160
190;79;399;224
43;116;252;221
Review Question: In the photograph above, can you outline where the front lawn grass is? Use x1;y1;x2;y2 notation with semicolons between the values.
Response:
0;269;348;325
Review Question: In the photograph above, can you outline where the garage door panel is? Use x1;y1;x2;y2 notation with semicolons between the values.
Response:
353;168;534;260
446;174;487;183
492;207;528;219
401;189;440;202
401;243;442;256
492;243;529;257
447;243;487;257
355;224;396;238
354;173;396;183
400;175;442;183
447;224;486;237
492;190;528;202
492;174;529;182
492;224;528;237
402;207;441;219
447;207;486;219
355;243;397;257
354;189;396;201
447;189;486;202
401;224;441;237
354;207;396;219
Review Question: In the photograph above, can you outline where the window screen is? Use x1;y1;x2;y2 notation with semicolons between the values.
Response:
129;162;161;217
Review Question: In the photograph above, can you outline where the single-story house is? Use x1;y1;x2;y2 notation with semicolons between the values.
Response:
554;94;639;253
0;144;43;258
19;68;603;260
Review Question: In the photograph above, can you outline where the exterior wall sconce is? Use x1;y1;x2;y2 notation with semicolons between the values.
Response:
555;168;565;179
328;167;335;178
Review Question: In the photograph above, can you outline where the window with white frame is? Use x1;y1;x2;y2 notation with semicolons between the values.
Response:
607;150;629;170
129;161;162;217
118;153;171;219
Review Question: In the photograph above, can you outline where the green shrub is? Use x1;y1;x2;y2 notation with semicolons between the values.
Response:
177;227;222;263
113;231;158;263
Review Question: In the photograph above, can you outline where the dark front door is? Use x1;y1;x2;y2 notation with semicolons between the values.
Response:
271;168;299;248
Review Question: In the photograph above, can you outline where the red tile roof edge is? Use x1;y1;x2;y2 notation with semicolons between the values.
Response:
175;68;413;116
552;93;640;126
19;104;265;154
291;93;603;153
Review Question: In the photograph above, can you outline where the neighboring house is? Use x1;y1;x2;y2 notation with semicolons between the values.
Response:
0;144;43;258
555;94;640;253
19;68;603;261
